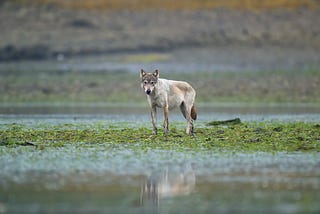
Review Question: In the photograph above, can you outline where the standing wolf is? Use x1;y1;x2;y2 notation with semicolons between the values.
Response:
140;69;197;135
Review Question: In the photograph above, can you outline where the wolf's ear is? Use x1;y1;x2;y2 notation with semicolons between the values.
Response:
152;69;159;78
140;69;147;78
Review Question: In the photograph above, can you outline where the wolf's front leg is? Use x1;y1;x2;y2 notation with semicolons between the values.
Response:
151;106;157;135
163;105;169;135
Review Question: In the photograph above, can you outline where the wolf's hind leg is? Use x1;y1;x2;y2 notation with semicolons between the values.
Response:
181;102;193;135
186;118;194;135
180;102;187;119
185;104;194;135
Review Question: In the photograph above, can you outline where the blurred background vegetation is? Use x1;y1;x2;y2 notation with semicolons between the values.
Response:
0;0;319;104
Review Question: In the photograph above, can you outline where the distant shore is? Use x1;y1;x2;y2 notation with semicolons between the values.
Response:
1;2;319;61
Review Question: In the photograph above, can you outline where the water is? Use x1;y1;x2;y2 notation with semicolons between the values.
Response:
1;102;320;123
0;146;319;213
1;46;319;73
0;104;320;213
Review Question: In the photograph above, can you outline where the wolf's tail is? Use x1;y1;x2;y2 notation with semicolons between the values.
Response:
191;104;197;120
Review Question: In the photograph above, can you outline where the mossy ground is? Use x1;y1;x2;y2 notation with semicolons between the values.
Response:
1;122;319;152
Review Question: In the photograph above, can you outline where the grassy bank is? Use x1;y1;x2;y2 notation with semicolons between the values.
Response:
1;122;319;152
1;69;319;104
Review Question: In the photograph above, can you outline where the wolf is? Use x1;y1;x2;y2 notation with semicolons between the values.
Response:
140;163;195;206
140;69;197;135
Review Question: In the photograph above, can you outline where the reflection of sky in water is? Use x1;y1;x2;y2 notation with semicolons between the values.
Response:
0;104;319;129
0;112;319;129
1;147;319;213
1;146;319;188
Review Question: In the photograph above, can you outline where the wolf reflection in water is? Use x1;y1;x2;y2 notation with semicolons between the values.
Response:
140;163;195;206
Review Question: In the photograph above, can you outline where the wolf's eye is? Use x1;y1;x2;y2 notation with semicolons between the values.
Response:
151;81;155;85
143;81;148;85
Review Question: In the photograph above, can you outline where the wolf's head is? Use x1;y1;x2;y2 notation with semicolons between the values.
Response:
140;69;159;95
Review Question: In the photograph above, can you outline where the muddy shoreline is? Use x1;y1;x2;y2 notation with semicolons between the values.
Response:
1;3;319;63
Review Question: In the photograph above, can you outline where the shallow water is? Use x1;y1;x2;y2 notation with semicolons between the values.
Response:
0;103;320;125
0;105;320;213
1;46;320;73
0;146;319;213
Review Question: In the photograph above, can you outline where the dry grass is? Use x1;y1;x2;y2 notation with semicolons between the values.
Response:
17;0;319;10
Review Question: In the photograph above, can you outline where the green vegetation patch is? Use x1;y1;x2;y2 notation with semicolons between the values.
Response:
1;69;320;103
1;122;319;152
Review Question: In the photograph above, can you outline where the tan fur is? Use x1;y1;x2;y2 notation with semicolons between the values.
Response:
140;69;197;135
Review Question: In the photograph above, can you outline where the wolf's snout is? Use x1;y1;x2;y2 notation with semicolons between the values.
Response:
146;89;151;95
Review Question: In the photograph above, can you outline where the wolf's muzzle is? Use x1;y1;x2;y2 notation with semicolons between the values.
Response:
146;89;151;95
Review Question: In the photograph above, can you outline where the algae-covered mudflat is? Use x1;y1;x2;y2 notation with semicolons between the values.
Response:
0;108;320;213
1;120;319;152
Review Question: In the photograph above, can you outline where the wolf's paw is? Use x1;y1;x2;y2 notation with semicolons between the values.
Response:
153;128;158;135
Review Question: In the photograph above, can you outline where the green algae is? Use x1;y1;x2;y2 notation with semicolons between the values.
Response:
1;122;319;152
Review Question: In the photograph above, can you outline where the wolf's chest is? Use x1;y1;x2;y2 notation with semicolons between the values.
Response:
148;92;167;108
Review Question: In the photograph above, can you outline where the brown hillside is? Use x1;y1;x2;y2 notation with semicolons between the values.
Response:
12;0;320;10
